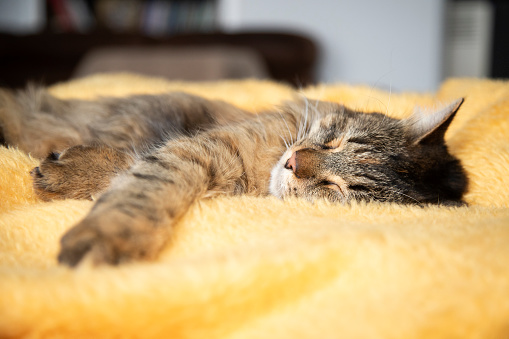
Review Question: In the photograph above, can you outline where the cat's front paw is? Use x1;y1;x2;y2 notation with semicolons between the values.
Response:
31;145;132;201
58;212;169;266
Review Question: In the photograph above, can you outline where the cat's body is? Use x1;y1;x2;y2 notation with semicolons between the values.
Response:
0;86;467;266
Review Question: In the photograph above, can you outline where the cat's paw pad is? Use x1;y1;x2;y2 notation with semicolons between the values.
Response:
31;145;131;201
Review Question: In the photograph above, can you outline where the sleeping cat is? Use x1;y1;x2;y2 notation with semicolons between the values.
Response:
0;86;467;266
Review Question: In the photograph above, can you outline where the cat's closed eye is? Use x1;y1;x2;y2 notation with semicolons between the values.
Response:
318;135;370;151
320;180;342;192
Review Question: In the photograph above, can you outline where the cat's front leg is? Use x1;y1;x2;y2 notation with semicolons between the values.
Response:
58;136;240;266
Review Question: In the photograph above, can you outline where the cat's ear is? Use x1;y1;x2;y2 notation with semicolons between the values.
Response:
404;98;464;145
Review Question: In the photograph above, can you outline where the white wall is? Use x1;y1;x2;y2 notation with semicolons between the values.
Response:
0;0;45;34
218;0;446;92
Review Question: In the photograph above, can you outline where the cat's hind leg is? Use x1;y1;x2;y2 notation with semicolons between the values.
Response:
0;86;87;158
31;145;134;201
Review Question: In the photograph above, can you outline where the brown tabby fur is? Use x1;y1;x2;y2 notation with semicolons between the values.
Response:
0;86;467;266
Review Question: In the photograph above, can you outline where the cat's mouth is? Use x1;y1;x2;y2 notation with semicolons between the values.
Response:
269;149;294;199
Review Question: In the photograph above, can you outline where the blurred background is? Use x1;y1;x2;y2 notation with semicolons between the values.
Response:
0;0;507;92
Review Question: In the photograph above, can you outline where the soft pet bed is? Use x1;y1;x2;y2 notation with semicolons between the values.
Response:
1;73;509;338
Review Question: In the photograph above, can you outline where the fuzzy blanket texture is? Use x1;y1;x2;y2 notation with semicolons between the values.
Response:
1;73;509;338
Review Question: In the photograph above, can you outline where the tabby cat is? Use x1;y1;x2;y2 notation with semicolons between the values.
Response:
0;86;467;266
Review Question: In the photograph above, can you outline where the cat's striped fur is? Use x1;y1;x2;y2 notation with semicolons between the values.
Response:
0;86;467;266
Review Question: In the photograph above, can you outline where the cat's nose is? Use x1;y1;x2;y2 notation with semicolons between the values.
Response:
284;152;297;172
284;149;320;179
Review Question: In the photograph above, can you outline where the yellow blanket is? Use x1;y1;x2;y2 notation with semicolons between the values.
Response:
1;74;509;338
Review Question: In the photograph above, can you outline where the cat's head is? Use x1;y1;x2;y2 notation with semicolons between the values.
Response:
269;99;467;206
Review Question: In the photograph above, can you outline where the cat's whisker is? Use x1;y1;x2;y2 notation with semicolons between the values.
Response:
276;110;294;147
305;100;322;135
274;119;291;150
365;95;389;115
278;134;289;149
386;80;392;116
303;96;318;138
393;190;422;205
296;95;311;141
361;68;394;117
